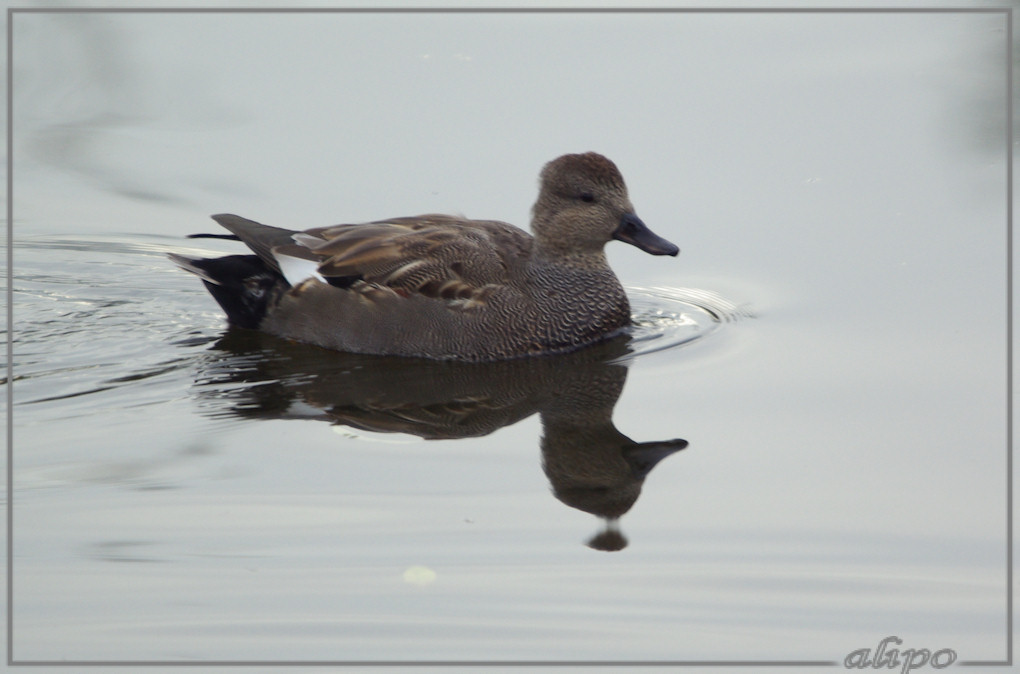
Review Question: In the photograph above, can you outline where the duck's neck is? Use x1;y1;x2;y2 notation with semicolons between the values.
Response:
530;245;611;273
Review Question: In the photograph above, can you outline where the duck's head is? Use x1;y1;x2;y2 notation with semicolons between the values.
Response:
531;152;679;259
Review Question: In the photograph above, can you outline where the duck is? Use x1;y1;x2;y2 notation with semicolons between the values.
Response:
170;152;679;361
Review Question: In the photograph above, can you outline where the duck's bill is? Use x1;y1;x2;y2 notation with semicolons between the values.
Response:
614;213;680;256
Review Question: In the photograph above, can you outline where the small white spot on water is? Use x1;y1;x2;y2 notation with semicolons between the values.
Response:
402;565;438;587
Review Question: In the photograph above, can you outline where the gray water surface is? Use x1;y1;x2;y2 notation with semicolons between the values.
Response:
8;8;1009;669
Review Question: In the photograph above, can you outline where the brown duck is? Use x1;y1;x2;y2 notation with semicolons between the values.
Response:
170;152;678;361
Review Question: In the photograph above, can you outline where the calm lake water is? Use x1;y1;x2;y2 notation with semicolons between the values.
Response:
6;6;1011;672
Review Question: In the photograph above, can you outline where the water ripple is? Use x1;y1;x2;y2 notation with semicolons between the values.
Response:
625;286;752;358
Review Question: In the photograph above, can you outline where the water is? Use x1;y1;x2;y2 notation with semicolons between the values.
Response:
6;7;1009;671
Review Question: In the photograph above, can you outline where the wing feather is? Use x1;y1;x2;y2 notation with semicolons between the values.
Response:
275;216;532;310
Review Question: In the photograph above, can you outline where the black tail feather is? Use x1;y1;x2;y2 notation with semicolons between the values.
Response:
186;233;242;241
170;253;286;330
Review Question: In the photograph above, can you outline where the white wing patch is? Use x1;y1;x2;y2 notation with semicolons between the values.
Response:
274;250;326;286
292;232;327;249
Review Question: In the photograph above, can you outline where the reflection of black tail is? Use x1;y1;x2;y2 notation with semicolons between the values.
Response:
169;253;286;330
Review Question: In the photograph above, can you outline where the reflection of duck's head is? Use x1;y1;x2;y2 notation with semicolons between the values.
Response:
544;438;687;522
558;441;687;553
537;358;687;550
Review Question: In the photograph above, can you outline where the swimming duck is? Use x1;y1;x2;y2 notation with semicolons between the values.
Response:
170;152;678;361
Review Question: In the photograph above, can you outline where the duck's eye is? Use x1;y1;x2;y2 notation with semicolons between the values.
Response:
579;191;596;203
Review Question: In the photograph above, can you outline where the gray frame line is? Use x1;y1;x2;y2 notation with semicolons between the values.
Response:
4;5;12;671
1003;3;1013;667
9;661;838;668
0;5;1012;12
4;5;1013;668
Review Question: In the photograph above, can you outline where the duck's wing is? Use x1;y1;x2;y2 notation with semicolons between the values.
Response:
207;213;533;310
275;215;533;302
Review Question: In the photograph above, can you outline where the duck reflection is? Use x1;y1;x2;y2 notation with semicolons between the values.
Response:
193;330;687;550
